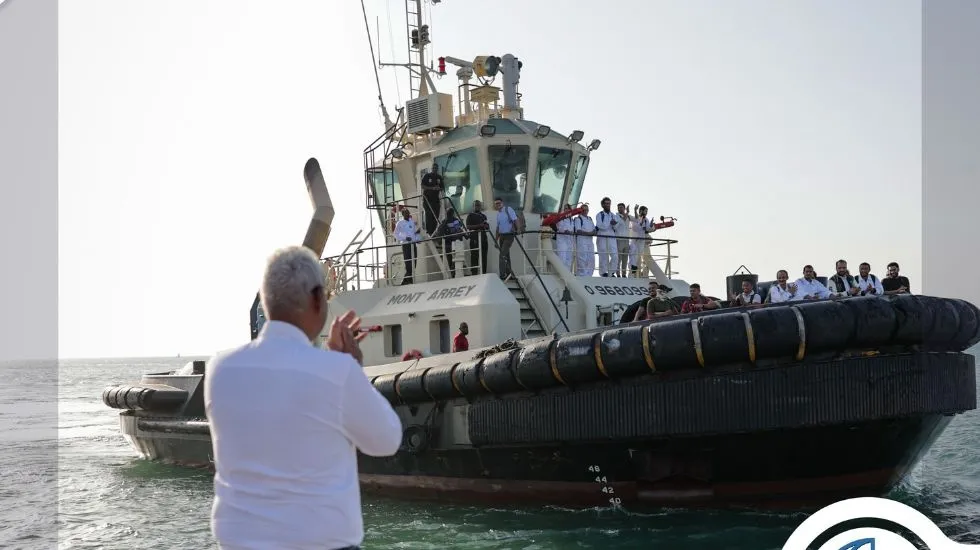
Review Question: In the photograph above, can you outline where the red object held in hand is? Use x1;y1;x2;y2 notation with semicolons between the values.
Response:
358;325;382;333
542;205;586;226
652;220;675;230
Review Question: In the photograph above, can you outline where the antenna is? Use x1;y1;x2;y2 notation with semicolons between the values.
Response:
378;0;439;103
360;0;394;131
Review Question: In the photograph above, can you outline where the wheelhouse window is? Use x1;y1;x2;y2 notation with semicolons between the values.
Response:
433;147;482;215
566;155;590;207
532;147;572;214
368;168;402;228
488;144;530;211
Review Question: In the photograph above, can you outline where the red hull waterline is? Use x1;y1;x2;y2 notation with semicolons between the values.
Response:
163;458;900;510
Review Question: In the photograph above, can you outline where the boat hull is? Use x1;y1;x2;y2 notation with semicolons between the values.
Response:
107;294;980;509
119;410;954;510
115;350;975;510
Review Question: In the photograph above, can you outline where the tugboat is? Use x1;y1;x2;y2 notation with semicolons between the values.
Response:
102;0;979;508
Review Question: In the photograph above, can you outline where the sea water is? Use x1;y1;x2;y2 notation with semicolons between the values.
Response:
1;353;977;549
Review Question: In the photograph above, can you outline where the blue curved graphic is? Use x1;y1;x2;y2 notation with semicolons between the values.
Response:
839;538;875;550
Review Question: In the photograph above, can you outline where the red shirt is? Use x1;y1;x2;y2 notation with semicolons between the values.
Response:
680;295;710;313
453;332;469;352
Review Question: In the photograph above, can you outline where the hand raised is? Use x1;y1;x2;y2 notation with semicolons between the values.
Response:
327;310;367;358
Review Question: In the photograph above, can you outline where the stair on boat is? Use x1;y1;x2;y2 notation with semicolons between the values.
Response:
505;277;547;339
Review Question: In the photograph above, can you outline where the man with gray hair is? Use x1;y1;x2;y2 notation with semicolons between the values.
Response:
205;245;403;550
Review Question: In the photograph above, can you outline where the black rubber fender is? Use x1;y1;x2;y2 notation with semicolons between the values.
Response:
481;348;523;394
889;294;931;346
948;298;980;349
696;312;752;367
553;332;604;386
453;358;489;398
917;296;960;350
101;384;187;411
746;306;805;361
793;300;855;355
394;367;431;404
422;363;461;401
840;296;899;349
514;336;560;390
597;324;655;378
647;318;699;372
373;373;400;404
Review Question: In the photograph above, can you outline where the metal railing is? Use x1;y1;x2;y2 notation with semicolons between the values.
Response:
516;230;678;279
323;226;678;298
491;227;572;334
324;227;489;293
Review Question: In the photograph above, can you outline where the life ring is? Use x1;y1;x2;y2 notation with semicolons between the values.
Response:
402;349;423;361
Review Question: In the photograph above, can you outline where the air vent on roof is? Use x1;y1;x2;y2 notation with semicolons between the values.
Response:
405;93;454;134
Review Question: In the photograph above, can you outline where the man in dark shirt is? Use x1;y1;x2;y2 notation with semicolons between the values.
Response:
464;200;490;275
420;163;444;236
646;283;680;318
882;261;911;295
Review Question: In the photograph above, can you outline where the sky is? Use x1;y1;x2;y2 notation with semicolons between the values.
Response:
51;0;929;358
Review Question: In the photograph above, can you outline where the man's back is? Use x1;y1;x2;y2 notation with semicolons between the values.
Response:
205;321;403;550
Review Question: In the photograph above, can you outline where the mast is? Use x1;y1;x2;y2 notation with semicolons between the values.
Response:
359;0;394;131
379;0;440;104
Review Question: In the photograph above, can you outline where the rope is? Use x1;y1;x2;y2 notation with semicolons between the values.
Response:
472;338;520;360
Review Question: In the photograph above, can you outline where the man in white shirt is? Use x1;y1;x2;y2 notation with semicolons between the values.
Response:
205;245;403;550
594;197;617;277
393;208;419;285
613;202;633;277
826;259;860;298
766;269;798;303
573;204;597;276
554;203;575;271
793;264;831;301
629;205;652;277
854;262;884;297
493;196;521;281
731;279;763;307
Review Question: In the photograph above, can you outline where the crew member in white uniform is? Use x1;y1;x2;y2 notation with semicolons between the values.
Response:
766;269;798;303
854;262;884;297
613;202;633;277
555;203;575;271
630;205;652;277
793;264;831;301
205;245;403;550
594;197;618;277
574;204;597;277
392;208;420;285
